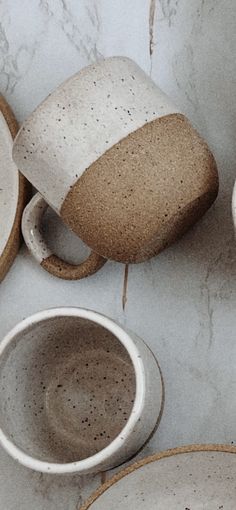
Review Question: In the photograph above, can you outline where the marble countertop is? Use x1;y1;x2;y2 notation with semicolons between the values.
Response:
0;0;236;508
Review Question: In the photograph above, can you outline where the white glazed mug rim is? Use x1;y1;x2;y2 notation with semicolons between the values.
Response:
0;307;146;474
13;56;135;145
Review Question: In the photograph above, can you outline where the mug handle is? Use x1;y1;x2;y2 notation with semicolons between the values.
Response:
22;192;107;280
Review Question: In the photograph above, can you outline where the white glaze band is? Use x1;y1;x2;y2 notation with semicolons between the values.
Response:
12;57;180;213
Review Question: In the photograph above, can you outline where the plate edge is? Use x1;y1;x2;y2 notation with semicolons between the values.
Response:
0;95;31;282
80;443;236;510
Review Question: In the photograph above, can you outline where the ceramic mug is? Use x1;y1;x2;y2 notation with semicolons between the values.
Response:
13;57;218;280
0;307;163;474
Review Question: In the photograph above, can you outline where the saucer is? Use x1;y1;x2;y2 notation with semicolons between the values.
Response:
82;444;236;509
0;95;29;281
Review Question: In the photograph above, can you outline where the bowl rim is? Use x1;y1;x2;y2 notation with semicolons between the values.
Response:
81;443;236;509
0;307;146;474
232;181;236;227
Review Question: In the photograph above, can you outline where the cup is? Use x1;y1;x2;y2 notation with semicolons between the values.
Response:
0;308;163;474
13;57;218;280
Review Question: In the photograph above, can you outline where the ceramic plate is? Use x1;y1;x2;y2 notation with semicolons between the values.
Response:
82;445;236;509
0;96;29;282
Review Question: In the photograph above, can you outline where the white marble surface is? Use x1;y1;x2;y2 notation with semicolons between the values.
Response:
0;0;236;508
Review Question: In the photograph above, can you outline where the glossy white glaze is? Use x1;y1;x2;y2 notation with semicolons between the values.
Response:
12;57;180;213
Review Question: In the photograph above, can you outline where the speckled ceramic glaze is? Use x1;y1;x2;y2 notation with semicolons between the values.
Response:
0;308;163;474
82;445;236;509
13;57;218;279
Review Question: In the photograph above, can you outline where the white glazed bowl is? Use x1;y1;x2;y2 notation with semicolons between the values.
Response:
0;308;163;474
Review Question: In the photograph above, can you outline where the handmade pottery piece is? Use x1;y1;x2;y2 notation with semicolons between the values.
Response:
232;181;236;229
81;444;236;509
13;57;218;280
0;307;163;474
0;96;29;282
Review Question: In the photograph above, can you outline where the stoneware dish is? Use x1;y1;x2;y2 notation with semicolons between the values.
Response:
81;444;236;509
0;95;29;282
13;57;218;280
0;307;163;475
232;181;236;229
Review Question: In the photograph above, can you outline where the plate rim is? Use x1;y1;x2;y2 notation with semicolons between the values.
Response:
81;443;236;509
0;95;30;282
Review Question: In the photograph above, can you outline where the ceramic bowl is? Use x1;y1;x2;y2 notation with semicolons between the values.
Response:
82;444;236;509
0;308;163;474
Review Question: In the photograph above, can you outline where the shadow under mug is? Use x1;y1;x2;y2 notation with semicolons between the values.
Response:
0;308;163;475
13;57;218;280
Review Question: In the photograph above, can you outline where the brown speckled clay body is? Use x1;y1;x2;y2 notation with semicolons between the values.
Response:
61;114;218;262
13;57;218;278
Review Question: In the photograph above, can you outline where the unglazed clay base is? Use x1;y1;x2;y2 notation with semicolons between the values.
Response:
61;114;218;263
82;445;236;509
0;96;29;281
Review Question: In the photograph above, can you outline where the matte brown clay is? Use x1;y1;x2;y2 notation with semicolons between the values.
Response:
0;96;30;282
61;114;219;263
41;252;106;280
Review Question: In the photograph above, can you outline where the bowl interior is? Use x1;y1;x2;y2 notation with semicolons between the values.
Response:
0;316;136;463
